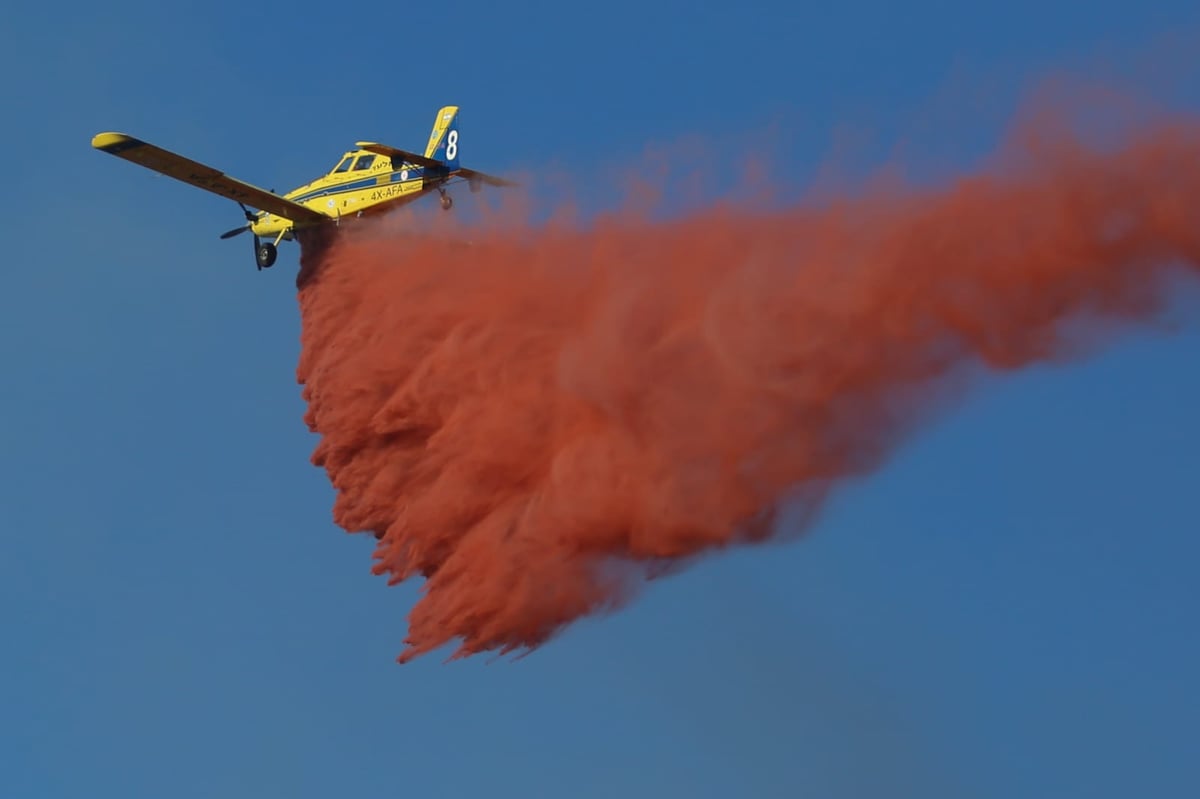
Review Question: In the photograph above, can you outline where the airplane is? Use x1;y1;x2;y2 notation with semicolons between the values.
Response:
91;105;516;270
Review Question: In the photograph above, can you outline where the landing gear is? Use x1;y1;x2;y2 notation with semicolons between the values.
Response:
255;239;277;269
219;201;289;272
439;188;453;210
469;177;482;194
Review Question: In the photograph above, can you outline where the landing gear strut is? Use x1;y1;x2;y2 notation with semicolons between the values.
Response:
252;226;291;270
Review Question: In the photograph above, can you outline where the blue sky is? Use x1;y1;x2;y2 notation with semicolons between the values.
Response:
3;2;1199;797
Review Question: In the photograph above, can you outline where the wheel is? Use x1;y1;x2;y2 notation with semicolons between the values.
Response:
256;242;277;269
440;192;453;210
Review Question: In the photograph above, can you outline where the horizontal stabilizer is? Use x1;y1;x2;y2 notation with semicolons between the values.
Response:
458;167;519;188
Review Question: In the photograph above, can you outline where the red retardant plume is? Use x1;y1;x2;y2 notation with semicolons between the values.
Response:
293;89;1200;664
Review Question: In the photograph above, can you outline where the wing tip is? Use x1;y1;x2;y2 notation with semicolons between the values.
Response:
91;132;142;154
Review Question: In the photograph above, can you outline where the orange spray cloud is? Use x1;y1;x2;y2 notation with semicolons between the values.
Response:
293;85;1200;663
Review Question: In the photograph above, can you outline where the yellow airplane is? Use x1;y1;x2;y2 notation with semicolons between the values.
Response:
91;105;515;270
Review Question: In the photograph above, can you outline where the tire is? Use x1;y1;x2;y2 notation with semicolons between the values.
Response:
256;242;277;269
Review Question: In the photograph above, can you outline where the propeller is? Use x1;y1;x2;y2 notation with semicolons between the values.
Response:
219;201;258;239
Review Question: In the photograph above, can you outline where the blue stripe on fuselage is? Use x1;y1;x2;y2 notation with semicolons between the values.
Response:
285;165;450;205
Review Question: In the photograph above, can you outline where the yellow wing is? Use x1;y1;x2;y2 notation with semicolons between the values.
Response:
91;132;330;226
355;141;443;169
355;141;518;188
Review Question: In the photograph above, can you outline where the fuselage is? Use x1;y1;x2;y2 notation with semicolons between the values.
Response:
250;149;437;239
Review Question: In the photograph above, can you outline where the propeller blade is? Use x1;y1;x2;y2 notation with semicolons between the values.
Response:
220;225;250;239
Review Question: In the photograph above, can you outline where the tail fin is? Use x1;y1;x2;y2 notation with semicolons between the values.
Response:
424;105;460;169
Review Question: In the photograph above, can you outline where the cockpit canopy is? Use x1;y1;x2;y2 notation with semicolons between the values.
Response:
330;152;378;174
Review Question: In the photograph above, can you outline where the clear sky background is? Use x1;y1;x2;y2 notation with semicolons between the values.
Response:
3;2;1199;797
